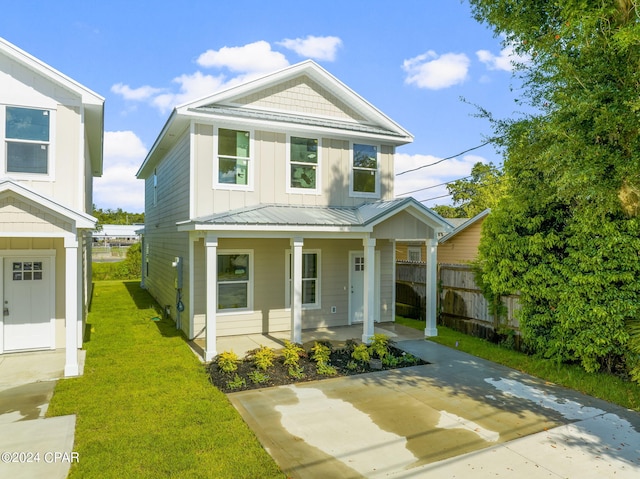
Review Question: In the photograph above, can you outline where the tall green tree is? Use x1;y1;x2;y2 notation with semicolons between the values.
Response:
433;162;506;218
469;0;640;377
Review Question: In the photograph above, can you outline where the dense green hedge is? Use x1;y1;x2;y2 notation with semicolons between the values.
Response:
92;243;141;281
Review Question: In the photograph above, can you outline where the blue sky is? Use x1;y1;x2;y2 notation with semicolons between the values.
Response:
1;1;526;213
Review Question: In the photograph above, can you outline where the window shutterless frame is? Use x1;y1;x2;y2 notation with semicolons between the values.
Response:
213;127;254;191
349;142;380;198
286;135;321;194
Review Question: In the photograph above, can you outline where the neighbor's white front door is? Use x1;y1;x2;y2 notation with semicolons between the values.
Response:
349;251;380;324
3;258;53;352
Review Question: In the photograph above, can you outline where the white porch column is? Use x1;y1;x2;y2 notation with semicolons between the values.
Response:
64;236;79;377
205;235;218;361
362;237;376;344
425;238;438;337
290;237;303;344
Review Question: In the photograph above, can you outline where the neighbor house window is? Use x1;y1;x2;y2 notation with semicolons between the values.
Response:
285;251;320;308
288;136;319;192
5;106;50;174
217;128;251;187
218;252;252;311
408;247;422;262
351;143;378;196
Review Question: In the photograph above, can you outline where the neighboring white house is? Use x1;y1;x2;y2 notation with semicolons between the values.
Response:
0;37;104;376
137;60;450;360
93;224;142;244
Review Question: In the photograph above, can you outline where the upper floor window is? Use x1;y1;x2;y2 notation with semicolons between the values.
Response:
5;106;50;175
287;136;320;193
351;143;379;197
216;128;251;189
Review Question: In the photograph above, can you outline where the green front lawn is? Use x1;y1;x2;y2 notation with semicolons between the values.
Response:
396;316;640;412
47;281;284;479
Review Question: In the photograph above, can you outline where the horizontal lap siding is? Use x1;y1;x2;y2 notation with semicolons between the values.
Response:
143;132;191;334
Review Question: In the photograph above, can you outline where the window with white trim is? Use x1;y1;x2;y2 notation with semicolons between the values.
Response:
216;128;251;188
285;250;320;308
288;136;319;193
408;247;422;262
4;106;51;175
351;143;379;196
218;252;252;311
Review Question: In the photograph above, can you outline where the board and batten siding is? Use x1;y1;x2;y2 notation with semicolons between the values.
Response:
192;237;394;338
143;130;192;335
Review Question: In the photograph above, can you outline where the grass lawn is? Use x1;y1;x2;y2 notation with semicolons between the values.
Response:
396;316;640;412
47;280;284;479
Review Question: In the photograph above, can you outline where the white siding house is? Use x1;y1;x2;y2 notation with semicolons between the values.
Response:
0;37;104;376
137;61;450;360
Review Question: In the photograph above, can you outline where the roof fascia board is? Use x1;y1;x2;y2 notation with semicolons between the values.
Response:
0;179;96;229
136;109;182;178
362;199;452;231
0;37;104;106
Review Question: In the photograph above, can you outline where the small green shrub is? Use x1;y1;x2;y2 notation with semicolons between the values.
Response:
216;351;240;374
247;371;270;384
400;353;419;366
282;340;305;367
316;362;337;376
226;374;246;390
351;343;371;363
288;365;306;379
382;354;400;367
252;346;275;371
311;342;332;364
346;360;359;371
368;333;390;359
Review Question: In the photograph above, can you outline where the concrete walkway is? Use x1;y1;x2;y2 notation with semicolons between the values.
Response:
228;328;640;478
0;350;83;479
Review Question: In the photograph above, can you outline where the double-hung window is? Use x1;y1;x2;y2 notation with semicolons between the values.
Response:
5;106;51;175
218;252;252;311
216;128;251;188
351;143;379;196
285;250;320;309
288;136;319;193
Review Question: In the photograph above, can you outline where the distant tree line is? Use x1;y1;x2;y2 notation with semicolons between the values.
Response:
93;205;144;226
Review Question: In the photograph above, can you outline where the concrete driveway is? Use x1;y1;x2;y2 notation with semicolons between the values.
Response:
229;339;640;478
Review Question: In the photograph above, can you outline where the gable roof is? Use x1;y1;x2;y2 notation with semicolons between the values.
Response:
0;37;104;176
438;209;490;244
138;61;412;178
0;179;97;230
176;197;451;235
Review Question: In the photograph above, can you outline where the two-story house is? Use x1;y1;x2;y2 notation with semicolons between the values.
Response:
0;37;104;376
137;61;449;360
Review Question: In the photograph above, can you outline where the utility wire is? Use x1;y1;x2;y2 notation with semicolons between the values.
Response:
395;139;495;176
396;175;472;196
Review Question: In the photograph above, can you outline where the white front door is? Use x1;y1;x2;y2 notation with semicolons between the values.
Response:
3;258;53;352
349;251;380;324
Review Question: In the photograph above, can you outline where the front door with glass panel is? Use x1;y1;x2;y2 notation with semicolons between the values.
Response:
3;258;52;351
349;251;380;324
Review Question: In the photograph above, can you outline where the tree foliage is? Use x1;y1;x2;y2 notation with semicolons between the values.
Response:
93;205;144;226
469;0;640;377
432;162;506;218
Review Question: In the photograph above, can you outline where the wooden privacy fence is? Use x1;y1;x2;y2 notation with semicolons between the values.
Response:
396;261;521;338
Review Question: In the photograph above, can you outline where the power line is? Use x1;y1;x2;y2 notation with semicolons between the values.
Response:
417;193;451;203
395;140;494;176
396;175;472;196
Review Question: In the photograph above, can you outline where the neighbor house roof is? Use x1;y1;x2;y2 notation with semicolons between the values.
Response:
0;37;105;176
438;209;490;243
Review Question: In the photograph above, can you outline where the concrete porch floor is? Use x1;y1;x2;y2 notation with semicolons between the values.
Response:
191;322;426;359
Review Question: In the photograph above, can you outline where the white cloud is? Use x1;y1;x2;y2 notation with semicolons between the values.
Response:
477;44;529;72
403;51;470;90
394;153;488;205
94;131;147;212
111;83;164;101
151;71;228;112
277;35;342;61
196;40;289;73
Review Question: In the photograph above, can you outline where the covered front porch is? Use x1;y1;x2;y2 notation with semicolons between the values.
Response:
191;321;426;358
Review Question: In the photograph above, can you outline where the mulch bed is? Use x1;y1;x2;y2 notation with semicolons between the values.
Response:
208;341;428;393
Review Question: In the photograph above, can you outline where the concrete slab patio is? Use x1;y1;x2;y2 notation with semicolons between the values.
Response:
0;350;84;479
228;337;640;478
